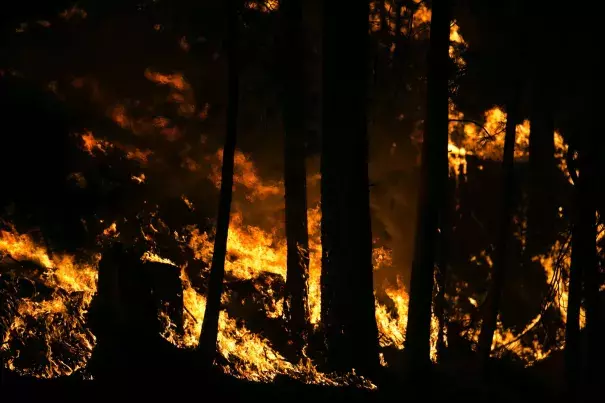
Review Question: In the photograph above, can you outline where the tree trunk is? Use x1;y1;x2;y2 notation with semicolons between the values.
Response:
578;152;601;390
564;162;589;395
435;175;455;360
320;0;378;376
527;71;556;257
199;0;239;360
477;91;520;371
281;0;311;352
404;0;451;370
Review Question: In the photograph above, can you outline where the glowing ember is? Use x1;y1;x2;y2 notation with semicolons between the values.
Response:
131;173;146;184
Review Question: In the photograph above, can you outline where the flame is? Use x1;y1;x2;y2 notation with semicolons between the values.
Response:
144;69;190;92
412;3;432;30
80;131;112;156
80;131;153;166
110;103;184;139
141;251;178;266
159;267;373;387
125;148;153;164
187;150;432;368
4;126;571;379
245;1;280;12
181;195;195;211
131;173;146;184
144;69;196;119
208;150;282;201
0;229;98;378
448;106;569;179
3;3;577;379
456;210;599;366
102;222;119;238
60;5;87;20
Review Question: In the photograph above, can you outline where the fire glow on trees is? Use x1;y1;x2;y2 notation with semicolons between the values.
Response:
0;116;577;379
0;0;589;388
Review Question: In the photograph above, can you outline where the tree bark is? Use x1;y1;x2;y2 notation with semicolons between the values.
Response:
435;175;455;360
404;0;451;370
199;0;239;360
320;0;378;376
564;161;589;395
578;152;601;389
477;90;520;371
527;69;556;256
281;0;311;352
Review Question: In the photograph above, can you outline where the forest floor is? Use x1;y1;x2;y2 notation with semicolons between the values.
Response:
1;354;590;402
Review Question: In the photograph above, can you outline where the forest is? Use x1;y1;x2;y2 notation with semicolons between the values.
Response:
0;0;603;401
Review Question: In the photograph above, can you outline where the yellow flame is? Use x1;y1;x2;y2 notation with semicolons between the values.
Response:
0;229;99;378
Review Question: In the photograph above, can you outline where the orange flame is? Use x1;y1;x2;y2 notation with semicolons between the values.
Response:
0;229;99;378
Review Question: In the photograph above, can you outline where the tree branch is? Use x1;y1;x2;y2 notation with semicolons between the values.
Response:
448;118;503;143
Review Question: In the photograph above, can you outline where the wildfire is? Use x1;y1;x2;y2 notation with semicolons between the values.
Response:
160;266;374;387
131;173;146;184
245;1;280;12
102;222;119;238
80;131;112;156
145;68;196;119
448;106;568;176
1;0;587;384
0;229;98;378
208;150;282;201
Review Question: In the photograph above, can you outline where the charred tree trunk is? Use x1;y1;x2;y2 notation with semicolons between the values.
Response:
404;0;451;369
578;152;601;389
321;0;378;376
199;0;240;360
281;0;311;352
477;90;520;371
435;175;455;360
564;151;592;395
527;65;556;257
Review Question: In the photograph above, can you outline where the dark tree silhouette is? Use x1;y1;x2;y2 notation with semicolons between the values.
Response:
583;164;602;391
435;174;456;359
475;1;527;372
576;90;604;399
477;87;520;370
320;0;378;376
556;12;604;395
564;148;593;395
404;0;451;369
280;0;311;353
565;144;601;396
526;11;558;258
199;0;240;359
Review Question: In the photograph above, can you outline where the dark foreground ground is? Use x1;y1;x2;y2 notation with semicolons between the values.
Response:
2;355;600;403
1;342;602;402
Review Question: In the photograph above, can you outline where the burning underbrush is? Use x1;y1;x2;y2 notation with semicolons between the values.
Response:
0;228;98;378
0;176;576;383
0;1;592;392
0;76;580;384
0;97;577;384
